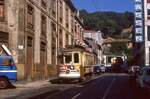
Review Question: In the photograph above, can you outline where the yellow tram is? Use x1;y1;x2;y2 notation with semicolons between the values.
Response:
58;46;95;82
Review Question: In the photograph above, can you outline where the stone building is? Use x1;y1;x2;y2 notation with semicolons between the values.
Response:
74;11;84;45
144;0;150;66
0;0;79;81
83;30;103;64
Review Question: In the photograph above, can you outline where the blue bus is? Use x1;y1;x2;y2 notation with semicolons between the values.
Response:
0;45;17;89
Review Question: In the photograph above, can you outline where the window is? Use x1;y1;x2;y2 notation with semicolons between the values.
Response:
59;0;63;23
51;22;56;61
149;48;150;66
50;0;56;18
0;0;4;22
27;4;34;29
0;58;14;66
27;36;33;47
71;13;74;32
41;15;47;37
148;9;150;16
59;29;63;47
40;42;46;51
66;34;69;46
107;57;113;64
41;0;47;9
65;6;69;28
71;38;74;45
146;69;150;75
51;23;56;41
75;24;77;33
74;53;79;63
148;26;150;41
65;54;72;63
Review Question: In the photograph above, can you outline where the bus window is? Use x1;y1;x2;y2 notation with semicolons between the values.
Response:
65;54;72;63
74;53;79;63
0;58;11;66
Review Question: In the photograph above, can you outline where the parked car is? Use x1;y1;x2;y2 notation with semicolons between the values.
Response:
92;64;106;74
128;66;141;79
136;67;150;90
100;64;106;73
93;65;101;75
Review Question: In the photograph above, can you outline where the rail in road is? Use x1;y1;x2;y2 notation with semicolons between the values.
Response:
31;73;150;99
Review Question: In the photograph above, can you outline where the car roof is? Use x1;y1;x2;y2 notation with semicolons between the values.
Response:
143;67;150;69
132;66;140;67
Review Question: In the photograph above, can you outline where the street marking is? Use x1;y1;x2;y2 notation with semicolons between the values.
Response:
102;78;116;99
72;93;81;99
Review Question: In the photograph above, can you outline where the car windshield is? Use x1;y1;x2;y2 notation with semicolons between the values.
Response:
0;57;14;66
94;66;100;69
146;69;150;75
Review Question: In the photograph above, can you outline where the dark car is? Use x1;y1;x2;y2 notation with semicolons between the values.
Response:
128;66;141;79
93;65;101;75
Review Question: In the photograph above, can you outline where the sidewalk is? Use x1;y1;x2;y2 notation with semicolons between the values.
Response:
0;77;70;99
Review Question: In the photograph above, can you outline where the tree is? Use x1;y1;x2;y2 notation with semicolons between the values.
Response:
80;10;134;38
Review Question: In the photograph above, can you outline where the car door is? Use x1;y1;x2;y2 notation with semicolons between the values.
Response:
136;69;143;86
143;69;150;88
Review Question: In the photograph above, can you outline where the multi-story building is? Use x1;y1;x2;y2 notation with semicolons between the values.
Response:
0;0;78;81
83;30;103;64
74;11;84;45
143;0;150;66
134;0;150;66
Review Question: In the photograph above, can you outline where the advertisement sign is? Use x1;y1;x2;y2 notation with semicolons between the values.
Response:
134;0;144;43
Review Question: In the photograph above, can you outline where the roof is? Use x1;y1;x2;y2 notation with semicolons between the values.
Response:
63;45;85;52
64;0;77;12
63;45;93;54
143;67;150;69
0;55;12;59
83;30;98;33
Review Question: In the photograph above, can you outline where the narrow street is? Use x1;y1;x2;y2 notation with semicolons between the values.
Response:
0;0;149;99
31;74;150;99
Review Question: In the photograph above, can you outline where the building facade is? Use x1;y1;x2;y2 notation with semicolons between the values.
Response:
83;30;103;64
74;11;84;45
143;0;150;66
0;0;79;81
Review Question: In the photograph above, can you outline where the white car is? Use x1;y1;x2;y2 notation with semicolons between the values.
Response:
136;67;150;90
100;64;106;73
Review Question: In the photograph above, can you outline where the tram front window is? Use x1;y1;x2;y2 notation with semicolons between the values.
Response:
74;53;79;63
65;54;72;63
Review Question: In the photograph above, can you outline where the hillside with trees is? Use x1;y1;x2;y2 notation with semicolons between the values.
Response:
80;10;134;38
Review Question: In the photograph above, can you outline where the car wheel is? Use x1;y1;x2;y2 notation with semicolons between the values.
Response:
0;77;9;89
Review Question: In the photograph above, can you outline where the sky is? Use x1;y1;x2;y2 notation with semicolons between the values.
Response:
72;0;134;13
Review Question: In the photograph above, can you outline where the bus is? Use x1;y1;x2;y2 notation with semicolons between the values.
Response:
0;45;17;89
